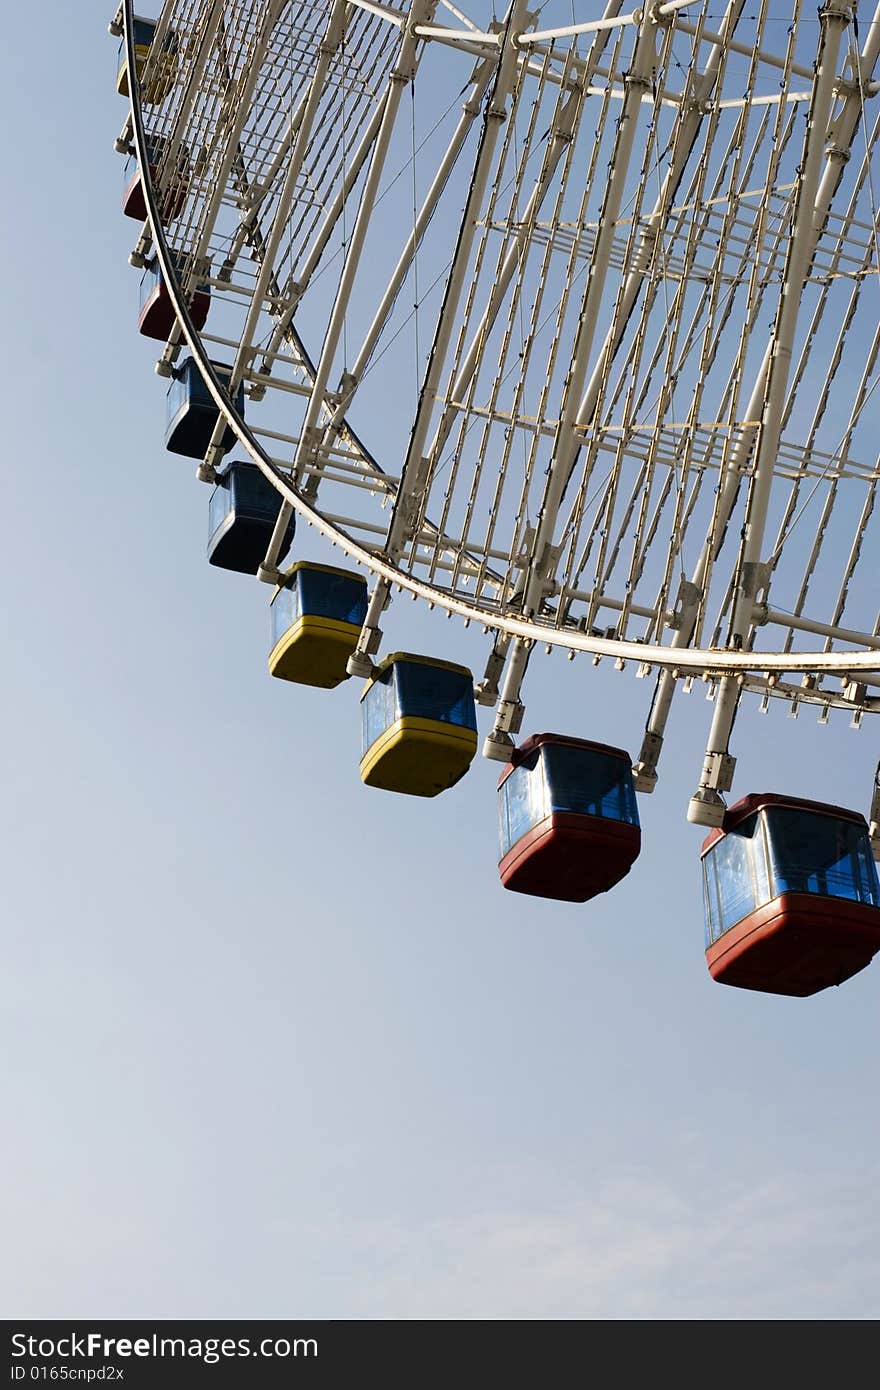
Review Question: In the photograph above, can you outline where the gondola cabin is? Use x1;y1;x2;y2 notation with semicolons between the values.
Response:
701;793;880;997
498;734;641;902
165;357;244;458
138;253;210;341
122;134;189;222
207;461;296;574
360;654;478;796
269;563;368;688
116;16;176;104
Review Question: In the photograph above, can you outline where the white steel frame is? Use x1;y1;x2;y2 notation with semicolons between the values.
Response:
118;0;880;826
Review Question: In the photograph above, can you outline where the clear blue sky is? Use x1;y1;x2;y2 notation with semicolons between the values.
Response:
1;4;878;1320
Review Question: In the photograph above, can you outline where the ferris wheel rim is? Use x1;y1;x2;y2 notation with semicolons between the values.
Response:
121;0;880;695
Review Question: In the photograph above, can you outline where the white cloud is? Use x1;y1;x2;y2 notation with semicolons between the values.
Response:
298;1165;880;1319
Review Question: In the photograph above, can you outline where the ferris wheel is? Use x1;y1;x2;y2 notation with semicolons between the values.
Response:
109;0;880;996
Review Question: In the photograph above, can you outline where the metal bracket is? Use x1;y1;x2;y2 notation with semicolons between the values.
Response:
633;729;663;793
475;647;506;706
666;578;701;630
700;750;736;793
869;760;880;862
482;730;515;762
493;698;525;736
740;560;770;603
257;563;284;586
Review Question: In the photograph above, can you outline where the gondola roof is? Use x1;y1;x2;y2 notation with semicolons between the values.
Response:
498;733;633;789
701;792;869;856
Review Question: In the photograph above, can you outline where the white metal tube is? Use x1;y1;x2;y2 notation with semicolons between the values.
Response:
202;2;349;558
258;92;392;375
349;0;534;672
291;4;440;493
426;1;626;467
328;62;494;431
349;0;406;26
486;10;659;754
637;0;880;795
517;11;641;45
688;0;853;824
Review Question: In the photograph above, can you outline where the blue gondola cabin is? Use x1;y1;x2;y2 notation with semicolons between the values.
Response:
138;253;210;341
122;134;189;222
116;16;177;104
207;461;296;574
269;563;368;689
498;734;641;902
701;792;880;997
165;356;244;458
360;654;478;796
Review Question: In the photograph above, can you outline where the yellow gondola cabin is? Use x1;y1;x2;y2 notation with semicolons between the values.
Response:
359;654;478;797
116;16;177;103
269;563;368;689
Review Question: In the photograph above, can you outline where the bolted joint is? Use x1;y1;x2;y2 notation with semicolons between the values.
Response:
347;627;383;678
633;729;663;793
320;8;347;58
300;423;323;457
825;140;851;165
202;442;226;474
337;369;357;400
475;648;507;707
482;730;515;763
666;578;702;630
699;749;736;793
818;0;854;24
687;788;727;828
495;698;525;736
740;560;770;603
257;563;284;586
347;649;377;679
196;461;217;484
633;765;657;794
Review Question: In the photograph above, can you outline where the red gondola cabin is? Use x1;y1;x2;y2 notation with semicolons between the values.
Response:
497;734;641;902
701;792;880;997
138;252;210;341
122;134;189;223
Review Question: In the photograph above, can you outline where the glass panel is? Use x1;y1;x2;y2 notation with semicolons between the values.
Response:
139;261;161;311
132;18;157;46
764;808;880;904
208;481;231;539
704;814;762;937
230;464;279;520
165;365;187;422
394;662;476;729
541;744;638;825
361;672;395;757
270;582;300;647
499;752;545;857
752;813;771;908
298;568;367;625
702;856;719;947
